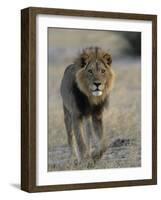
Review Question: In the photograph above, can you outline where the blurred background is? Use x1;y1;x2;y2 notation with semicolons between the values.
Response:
48;28;141;66
48;28;141;171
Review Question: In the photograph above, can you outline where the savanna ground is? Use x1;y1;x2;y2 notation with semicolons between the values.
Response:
48;30;141;171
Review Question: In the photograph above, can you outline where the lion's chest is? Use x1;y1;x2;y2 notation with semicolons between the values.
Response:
72;82;108;117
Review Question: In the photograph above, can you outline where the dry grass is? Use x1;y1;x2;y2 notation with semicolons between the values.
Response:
48;59;141;171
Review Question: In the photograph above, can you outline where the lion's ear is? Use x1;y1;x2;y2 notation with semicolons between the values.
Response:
103;53;112;66
80;54;89;68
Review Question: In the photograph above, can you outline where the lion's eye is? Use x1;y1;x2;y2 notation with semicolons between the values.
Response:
101;69;105;73
88;69;92;74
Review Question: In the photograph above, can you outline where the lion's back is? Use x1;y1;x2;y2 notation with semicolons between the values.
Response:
60;64;78;110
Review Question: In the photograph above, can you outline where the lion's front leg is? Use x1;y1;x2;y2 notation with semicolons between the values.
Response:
72;114;86;162
92;113;105;159
84;117;93;157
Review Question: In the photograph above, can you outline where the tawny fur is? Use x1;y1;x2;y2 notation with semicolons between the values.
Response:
60;47;115;162
75;67;115;105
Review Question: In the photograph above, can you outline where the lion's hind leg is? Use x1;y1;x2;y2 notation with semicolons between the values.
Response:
63;105;73;152
72;114;87;162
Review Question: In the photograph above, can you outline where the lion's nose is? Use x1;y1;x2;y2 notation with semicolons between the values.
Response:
94;82;101;87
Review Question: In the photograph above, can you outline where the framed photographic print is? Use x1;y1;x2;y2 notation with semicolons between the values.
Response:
21;7;157;192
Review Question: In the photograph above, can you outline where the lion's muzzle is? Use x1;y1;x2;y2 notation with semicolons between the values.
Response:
90;81;104;96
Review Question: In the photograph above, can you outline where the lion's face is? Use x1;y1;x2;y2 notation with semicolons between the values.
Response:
85;60;110;96
75;47;115;104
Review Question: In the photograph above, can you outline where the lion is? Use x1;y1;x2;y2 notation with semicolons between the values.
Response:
60;47;115;162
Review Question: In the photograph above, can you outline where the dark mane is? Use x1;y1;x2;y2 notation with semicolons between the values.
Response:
74;46;112;67
72;82;109;117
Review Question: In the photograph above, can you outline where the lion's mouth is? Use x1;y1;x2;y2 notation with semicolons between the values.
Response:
92;89;103;96
90;84;103;96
